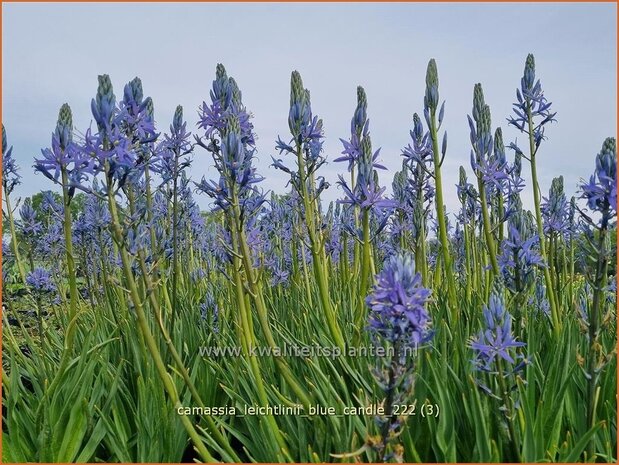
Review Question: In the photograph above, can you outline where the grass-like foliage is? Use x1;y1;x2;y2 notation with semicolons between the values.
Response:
1;55;616;463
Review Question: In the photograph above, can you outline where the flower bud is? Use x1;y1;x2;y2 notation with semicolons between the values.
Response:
55;103;73;150
173;105;184;133
550;175;564;196
2;124;7;154
523;54;536;92
597;137;616;180
124;77;143;106
438;101;445;125
459;166;467;187
472;83;485;123
216;63;227;80
412;113;423;141
212;64;231;107
290;71;306;108
601;136;616;156
144;97;154;121
424;59;439;111
288;71;311;139
357;85;367;108
354;86;368;133
480;104;492;137
548;175;565;215
225;113;241;137
91;74;116;131
493;127;505;164
513;151;522;178
358;135;373;183
372;169;380;188
229;77;242;108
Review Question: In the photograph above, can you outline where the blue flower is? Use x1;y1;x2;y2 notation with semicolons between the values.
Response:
424;59;439;113
2;125;22;195
26;267;56;293
196;118;264;214
334;86;368;171
530;281;550;319
336;92;391;211
116;77;158;145
91;74;117;133
366;253;433;348
402;113;433;166
272;71;327;185
40;191;64;218
270;267;290;287
507;54;557;151
366;253;433;460
456;166;479;224
200;290;219;333
580;137;616;219
197;64;254;146
152;105;193;183
498;196;544;293
18;200;42;236
541;176;569;235
196;68;263;221
35;105;96;194
471;292;526;372
469;85;510;197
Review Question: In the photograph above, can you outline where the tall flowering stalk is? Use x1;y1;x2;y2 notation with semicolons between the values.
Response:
456;166;479;302
117;77;172;310
366;253;432;462
491;128;509;244
471;290;527;461
273;71;345;350
497;196;544;298
197;65;310;451
34;104;86;322
18;199;42;273
83;75;216;462
578;137;616;458
336;87;386;277
158;105;192;335
468;84;501;276
542;176;569;294
424;59;457;317
2;125;27;284
507;54;560;332
401;113;435;286
26;267;56;352
337;88;393;329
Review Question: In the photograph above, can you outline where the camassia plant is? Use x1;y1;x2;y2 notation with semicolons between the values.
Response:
2;55;616;463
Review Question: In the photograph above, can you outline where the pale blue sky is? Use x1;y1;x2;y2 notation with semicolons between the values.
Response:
2;3;617;214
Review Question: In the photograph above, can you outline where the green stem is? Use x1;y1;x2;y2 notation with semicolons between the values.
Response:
496;358;521;462
226;206;289;458
170;154;180;337
295;144;345;351
232;198;313;409
586;215;609;459
429;110;458;319
477;174;499;276
4;187;27;284
106;188;215;463
526;104;560;334
359;208;371;320
61;169;79;320
133;243;240;461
